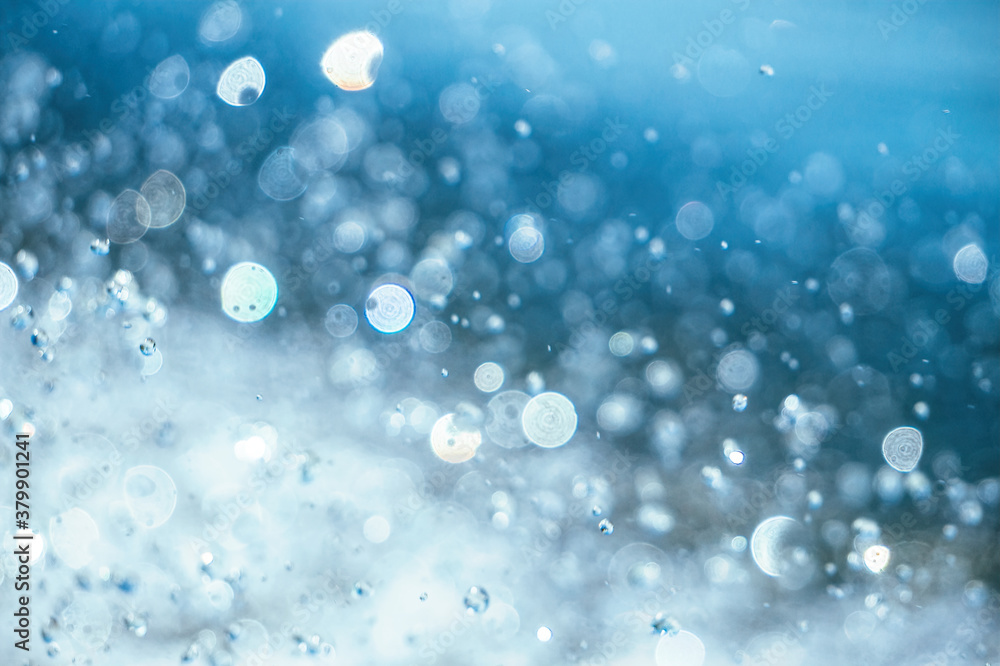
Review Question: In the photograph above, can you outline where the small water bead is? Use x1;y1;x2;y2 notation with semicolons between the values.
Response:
881;426;923;472
599;519;614;535
90;238;110;256
324;304;358;338
217;56;266;106
509;226;545;263
474;362;505;393
321;31;383;91
719;298;734;316
10;304;33;329
107;189;152;244
953;243;988;284
522;392;578;448
463;586;489;614
430;413;482;463
441;368;449;378
592;505;603;517
148;54;190;99
0;262;18;311
139;338;156;356
732;394;748;412
199;0;242;42
30;328;49;347
364;284;415;334
15;250;37;280
759;64;775;76
675;201;715;241
258;147;308;201
913;401;930;420
140;170;186;228
221;262;278;323
651;614;680;636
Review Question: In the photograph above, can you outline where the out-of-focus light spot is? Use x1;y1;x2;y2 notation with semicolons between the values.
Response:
107;189;152;244
522;392;577;448
717;348;760;392
363;515;391;543
365;284;414;334
258;147;307;201
200;0;242;42
123;465;178;529
675;201;714;241
953;243;988;284
49;508;99;569
217;56;265;106
324;304;359;338
234;435;267;461
0;262;18;311
509;226;544;263
149;55;190;99
430;413;482;463
321;31;383;91
863;545;890;573
536;626;552;642
728;450;746;465
609;331;634;357
655;629;706;666
221;262;278;323
474;362;504;392
881;426;923;472
141;170;186;228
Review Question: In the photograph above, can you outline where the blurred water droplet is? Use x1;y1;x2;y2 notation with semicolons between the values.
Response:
321;31;383;91
0;263;18;311
463;586;489;614
217;56;265;106
364;284;415;334
90;238;110;255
